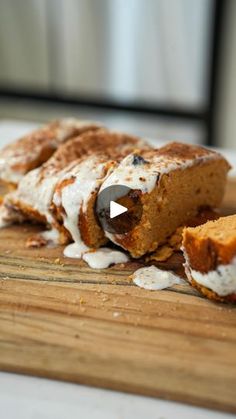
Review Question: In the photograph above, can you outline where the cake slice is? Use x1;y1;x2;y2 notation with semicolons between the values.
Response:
50;134;149;247
51;155;116;248
38;128;142;180
0;118;101;194
3;130;148;244
182;215;236;303
98;142;230;258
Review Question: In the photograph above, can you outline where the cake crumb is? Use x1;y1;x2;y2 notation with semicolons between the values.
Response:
168;226;184;249
146;245;173;262
79;297;85;305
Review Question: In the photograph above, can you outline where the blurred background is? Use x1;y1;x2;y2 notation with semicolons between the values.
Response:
0;0;235;148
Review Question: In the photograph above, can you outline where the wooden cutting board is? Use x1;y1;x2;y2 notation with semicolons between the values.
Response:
0;179;235;413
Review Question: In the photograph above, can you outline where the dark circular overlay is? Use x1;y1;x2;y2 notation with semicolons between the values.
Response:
96;185;143;234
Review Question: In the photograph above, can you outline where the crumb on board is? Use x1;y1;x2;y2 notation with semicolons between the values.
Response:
144;227;184;263
26;235;47;248
79;297;85;305
143;210;214;264
119;263;126;268
53;258;65;266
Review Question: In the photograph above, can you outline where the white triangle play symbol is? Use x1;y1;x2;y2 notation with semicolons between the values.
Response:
110;201;128;219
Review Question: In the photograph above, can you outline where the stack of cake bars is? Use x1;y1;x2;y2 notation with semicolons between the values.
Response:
0;118;230;259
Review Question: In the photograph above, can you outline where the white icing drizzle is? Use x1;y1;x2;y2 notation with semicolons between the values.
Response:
100;154;156;194
0;161;22;184
10;168;61;224
7;148;105;228
0;118;101;184
58;157;130;268
0;205;11;228
53;156;107;243
82;248;129;269
185;257;236;296
40;229;60;244
100;151;218;195
133;265;184;290
64;242;89;259
58;157;130;269
54;157;115;261
64;243;129;269
0;200;26;227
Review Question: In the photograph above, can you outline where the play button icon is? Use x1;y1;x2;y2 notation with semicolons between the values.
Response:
96;185;143;234
110;201;127;219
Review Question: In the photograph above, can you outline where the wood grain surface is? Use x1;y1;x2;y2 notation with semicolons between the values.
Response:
0;179;235;413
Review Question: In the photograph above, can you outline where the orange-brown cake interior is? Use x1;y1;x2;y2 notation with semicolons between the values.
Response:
5;130;149;247
183;214;236;273
102;142;230;258
51;130;149;247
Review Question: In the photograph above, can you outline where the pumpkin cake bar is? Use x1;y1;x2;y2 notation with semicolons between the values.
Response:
0;118;101;196
45;131;149;247
51;155;116;248
182;214;236;303
2;130;148;243
99;142;230;258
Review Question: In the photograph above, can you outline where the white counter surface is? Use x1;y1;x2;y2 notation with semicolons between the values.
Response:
1;371;234;419
0;120;235;419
